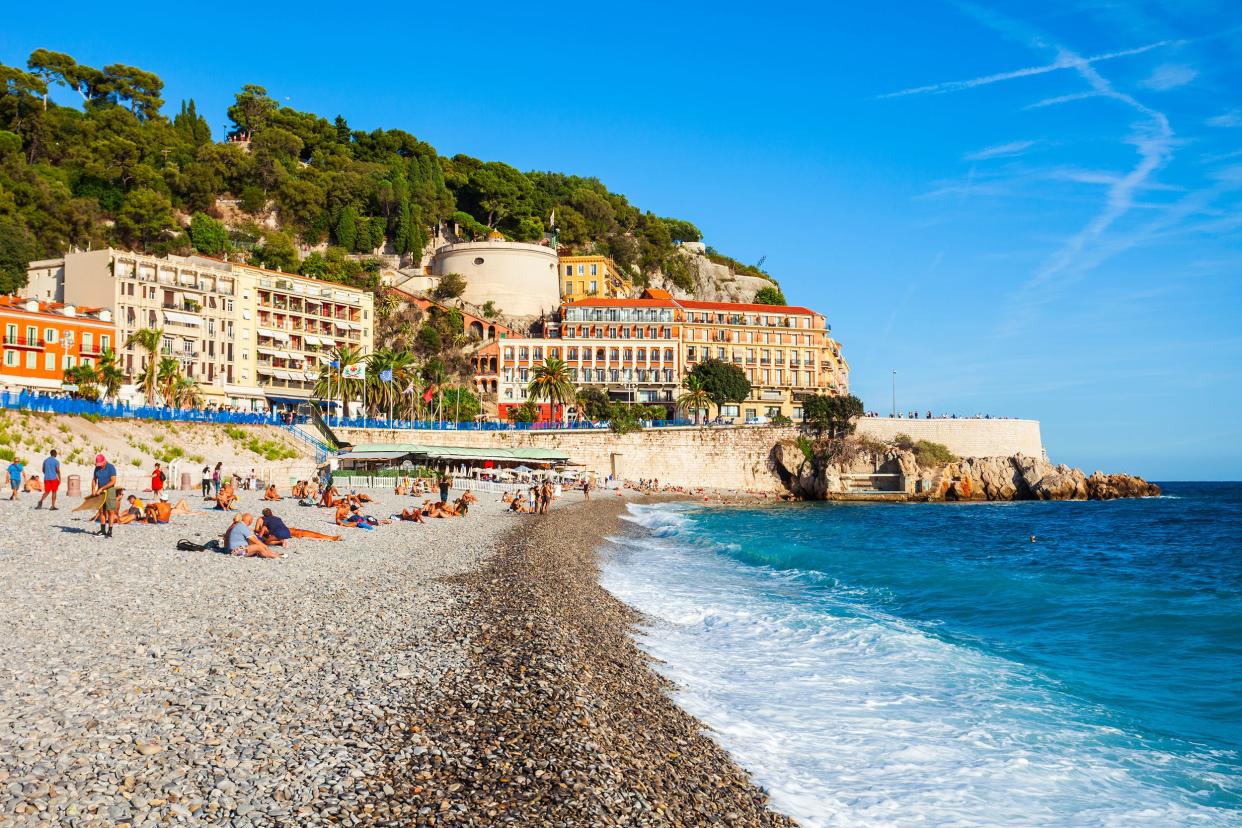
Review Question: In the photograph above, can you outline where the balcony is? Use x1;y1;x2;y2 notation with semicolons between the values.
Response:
3;336;44;349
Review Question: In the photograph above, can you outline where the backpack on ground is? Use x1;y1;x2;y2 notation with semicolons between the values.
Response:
176;538;207;552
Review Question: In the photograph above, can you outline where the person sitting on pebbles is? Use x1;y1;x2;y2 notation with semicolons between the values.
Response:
22;474;42;493
319;485;341;508
460;489;478;506
117;493;145;524
143;493;191;524
223;513;279;558
291;480;308;499
214;481;239;511
263;483;281;501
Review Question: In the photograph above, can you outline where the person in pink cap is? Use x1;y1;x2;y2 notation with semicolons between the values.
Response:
91;453;118;538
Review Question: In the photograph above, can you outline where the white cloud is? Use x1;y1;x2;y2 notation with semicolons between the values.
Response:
879;40;1176;99
1139;63;1198;91
1207;110;1242;128
963;140;1040;161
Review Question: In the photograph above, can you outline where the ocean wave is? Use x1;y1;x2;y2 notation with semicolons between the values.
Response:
600;501;1242;827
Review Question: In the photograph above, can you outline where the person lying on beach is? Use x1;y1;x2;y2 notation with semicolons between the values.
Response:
224;513;279;558
394;480;408;496
263;484;281;501
335;503;389;529
257;508;341;543
396;507;426;523
23;474;42;493
350;490;373;504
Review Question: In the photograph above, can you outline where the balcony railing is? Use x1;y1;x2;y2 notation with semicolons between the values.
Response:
3;336;44;348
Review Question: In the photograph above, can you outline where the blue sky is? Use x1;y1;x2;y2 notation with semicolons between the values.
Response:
4;1;1241;479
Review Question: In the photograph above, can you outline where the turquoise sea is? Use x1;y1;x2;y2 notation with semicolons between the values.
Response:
600;483;1242;827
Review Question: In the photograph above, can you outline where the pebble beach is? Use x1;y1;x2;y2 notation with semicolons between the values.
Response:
0;483;793;826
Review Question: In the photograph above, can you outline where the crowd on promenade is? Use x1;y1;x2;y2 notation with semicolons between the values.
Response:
863;410;1018;420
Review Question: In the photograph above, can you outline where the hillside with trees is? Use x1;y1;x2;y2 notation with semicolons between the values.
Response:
0;49;779;298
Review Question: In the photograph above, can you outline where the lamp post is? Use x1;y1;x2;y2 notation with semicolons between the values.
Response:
891;370;897;418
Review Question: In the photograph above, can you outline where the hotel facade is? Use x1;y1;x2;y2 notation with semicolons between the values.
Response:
24;249;373;410
0;296;115;393
558;255;633;303
497;291;848;422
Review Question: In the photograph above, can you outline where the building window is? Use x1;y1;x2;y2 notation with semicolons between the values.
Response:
63;355;76;370
3;351;16;367
590;281;598;294
565;265;573;276
577;265;585;275
567;347;578;360
590;264;598;275
40;327;52;343
565;281;573;294
25;351;36;369
44;352;55;371
101;335;110;352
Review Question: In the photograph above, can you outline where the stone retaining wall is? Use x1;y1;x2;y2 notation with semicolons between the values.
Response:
338;418;1044;492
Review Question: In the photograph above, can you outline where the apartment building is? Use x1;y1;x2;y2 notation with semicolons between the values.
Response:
679;299;849;421
24;249;373;410
498;295;682;420
0;296;115;393
558;255;633;303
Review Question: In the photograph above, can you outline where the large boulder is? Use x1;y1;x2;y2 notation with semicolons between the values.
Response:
1031;465;1089;500
1085;471;1161;499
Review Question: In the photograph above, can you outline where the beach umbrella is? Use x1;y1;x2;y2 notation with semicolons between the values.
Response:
512;465;534;473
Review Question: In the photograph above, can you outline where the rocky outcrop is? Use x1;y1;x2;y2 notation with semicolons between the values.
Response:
771;438;1160;502
649;244;776;303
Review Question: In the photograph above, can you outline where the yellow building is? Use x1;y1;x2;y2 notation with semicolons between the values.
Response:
678;299;850;421
558;255;633;302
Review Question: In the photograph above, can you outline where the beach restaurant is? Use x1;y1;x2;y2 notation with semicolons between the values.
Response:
335;443;571;479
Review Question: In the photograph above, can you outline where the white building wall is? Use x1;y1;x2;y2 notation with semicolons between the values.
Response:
432;240;559;318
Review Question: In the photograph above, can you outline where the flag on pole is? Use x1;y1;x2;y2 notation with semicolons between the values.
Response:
380;369;394;382
342;364;366;379
422;384;436;404
330;360;340;369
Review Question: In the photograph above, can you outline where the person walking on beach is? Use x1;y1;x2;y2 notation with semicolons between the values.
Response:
7;458;25;500
201;466;212;498
91;453;118;538
151;463;166;497
36;449;60;510
212;462;223;496
439;474;451;505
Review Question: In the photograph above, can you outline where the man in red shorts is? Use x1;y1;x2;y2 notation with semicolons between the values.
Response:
36;449;60;510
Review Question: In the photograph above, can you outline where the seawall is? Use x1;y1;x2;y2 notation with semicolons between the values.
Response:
338;418;1043;492
855;417;1044;459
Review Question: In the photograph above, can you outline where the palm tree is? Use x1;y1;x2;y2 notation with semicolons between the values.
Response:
312;345;363;418
677;375;713;425
125;328;163;405
156;357;182;407
365;348;418;419
97;348;124;401
172;376;201;409
527;357;576;425
63;363;100;401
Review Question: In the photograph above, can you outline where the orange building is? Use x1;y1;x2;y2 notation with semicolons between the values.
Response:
0;296;116;392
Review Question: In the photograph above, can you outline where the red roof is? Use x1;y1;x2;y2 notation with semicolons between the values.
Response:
677;299;819;316
563;297;679;308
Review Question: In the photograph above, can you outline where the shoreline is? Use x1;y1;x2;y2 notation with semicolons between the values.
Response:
374;494;796;825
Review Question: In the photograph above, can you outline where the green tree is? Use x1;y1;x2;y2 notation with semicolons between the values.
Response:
63;363;100;401
125;327;163;405
0;219;36;294
753;285;787;305
96;348;124;401
252;229;298;272
227;84;277;138
690;358;751;406
676;375;712;425
575;386;611;421
527;357;575;425
434;386;479;422
188;212;229;254
802;393;864;438
508;400;539;423
433;272;466;301
115;189;176;250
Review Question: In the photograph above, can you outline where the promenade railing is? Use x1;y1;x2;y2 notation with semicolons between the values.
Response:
0;392;287;426
325;416;696;432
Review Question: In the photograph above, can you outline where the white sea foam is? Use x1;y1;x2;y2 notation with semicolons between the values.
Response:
602;503;1240;828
